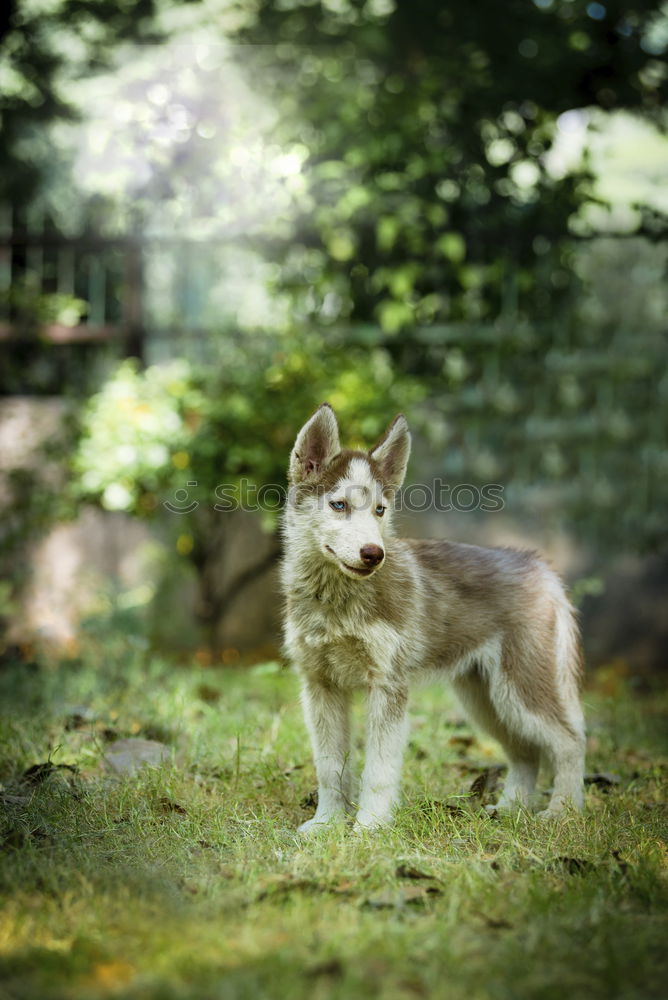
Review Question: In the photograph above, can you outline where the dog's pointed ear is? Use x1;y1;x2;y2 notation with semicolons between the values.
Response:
369;414;411;492
289;403;341;483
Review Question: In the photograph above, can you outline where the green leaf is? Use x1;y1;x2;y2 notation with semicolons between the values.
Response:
376;299;413;334
435;232;466;264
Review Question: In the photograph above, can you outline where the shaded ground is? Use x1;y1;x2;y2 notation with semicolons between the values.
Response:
0;639;666;1000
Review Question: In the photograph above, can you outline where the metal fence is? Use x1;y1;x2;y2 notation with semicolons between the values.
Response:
0;205;144;357
0;204;243;391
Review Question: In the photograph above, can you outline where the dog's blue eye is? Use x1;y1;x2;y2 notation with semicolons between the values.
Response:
329;500;346;512
375;504;386;517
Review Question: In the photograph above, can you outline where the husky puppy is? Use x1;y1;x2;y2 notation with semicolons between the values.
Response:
282;404;585;831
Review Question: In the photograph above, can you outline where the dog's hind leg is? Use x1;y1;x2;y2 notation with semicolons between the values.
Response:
536;730;585;818
501;625;585;817
299;677;351;833
493;748;540;810
535;617;586;817
451;667;540;810
453;632;586;816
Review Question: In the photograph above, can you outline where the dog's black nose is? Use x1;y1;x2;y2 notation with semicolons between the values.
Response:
360;544;384;567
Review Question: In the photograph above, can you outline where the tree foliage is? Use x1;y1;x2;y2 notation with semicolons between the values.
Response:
231;0;667;328
3;0;667;559
221;0;668;553
0;0;202;200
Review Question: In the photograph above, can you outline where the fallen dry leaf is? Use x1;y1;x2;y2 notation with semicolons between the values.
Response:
584;772;621;790
469;766;505;801
255;875;322;901
89;960;134;989
159;796;187;815
20;762;78;785
300;790;318;809
419;799;467;817
553;856;596;875
396;864;436;881
306;958;343;979
197;684;222;704
449;735;475;750
476;912;513;930
331;879;355;894
63;705;97;730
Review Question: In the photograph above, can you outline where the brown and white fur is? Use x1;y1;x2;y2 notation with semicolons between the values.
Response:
282;404;585;832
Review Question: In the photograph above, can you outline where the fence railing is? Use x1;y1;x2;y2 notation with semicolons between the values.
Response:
0;204;144;358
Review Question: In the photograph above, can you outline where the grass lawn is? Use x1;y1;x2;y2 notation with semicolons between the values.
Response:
0;634;666;1000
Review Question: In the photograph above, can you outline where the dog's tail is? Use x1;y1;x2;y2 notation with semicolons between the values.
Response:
556;595;584;694
549;572;586;741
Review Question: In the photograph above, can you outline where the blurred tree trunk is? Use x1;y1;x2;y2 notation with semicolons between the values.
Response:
191;509;280;656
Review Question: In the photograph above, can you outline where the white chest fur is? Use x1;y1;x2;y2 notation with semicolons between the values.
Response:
285;601;403;688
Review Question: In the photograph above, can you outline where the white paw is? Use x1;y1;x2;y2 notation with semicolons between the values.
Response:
536;802;583;821
536;792;583;820
353;809;392;832
535;808;562;821
490;797;527;815
297;814;341;835
535;802;573;820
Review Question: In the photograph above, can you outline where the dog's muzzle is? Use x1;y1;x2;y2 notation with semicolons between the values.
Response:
325;544;384;576
359;544;384;568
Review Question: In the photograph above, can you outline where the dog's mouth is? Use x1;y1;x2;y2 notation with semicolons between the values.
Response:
343;563;375;577
325;546;376;577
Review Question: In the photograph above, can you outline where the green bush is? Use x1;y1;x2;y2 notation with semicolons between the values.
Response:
73;331;425;526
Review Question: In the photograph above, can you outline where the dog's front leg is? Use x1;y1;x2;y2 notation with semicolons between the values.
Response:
355;682;409;830
298;676;351;834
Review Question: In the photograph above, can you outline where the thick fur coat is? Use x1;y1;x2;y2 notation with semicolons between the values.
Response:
282;404;585;831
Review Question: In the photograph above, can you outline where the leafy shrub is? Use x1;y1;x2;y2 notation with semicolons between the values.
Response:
73;330;425;526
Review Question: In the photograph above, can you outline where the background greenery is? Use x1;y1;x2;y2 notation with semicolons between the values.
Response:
2;0;666;565
1;3;667;997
